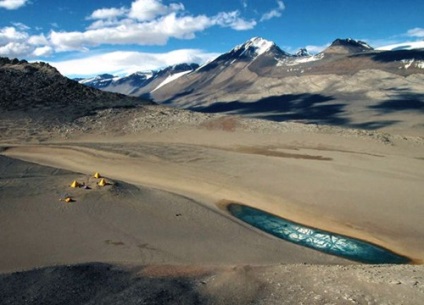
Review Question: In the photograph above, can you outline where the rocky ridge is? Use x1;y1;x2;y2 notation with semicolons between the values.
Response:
0;57;153;123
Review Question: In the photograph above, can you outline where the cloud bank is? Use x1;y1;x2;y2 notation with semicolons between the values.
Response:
0;0;261;58
50;49;220;77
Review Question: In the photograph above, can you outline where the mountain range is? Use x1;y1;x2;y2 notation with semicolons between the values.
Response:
78;37;424;132
76;63;199;99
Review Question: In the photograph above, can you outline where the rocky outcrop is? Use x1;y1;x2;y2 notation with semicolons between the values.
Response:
0;57;153;122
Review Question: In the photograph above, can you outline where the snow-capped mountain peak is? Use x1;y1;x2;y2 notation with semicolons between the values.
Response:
233;37;276;58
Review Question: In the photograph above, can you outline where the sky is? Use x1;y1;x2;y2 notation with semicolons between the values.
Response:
1;0;423;77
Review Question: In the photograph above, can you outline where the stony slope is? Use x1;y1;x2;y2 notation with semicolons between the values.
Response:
0;57;153;123
1;263;423;305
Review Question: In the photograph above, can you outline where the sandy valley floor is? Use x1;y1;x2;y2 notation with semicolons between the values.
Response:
1;108;424;304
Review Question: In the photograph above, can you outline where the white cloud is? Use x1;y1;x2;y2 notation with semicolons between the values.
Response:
213;11;256;30
129;0;184;21
407;27;424;38
0;26;28;43
49;31;90;52
11;22;30;30
48;49;220;77
0;42;31;57
49;13;214;52
153;13;213;39
32;46;53;57
0;0;28;10
260;1;285;22
87;18;128;31
0;0;259;59
0;26;53;58
28;34;49;45
49;0;255;52
90;7;127;20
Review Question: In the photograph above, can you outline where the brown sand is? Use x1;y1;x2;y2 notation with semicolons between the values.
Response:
2;128;424;261
1;110;424;303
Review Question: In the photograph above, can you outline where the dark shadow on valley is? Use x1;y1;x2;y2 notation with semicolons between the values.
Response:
191;94;402;130
369;93;424;113
0;263;205;305
192;94;349;125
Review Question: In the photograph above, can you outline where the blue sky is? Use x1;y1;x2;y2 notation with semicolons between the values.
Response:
1;0;423;77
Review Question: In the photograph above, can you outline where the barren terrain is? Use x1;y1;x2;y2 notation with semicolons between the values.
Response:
1;104;424;304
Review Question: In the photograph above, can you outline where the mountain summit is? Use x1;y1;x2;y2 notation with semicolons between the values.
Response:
231;37;284;59
323;38;373;54
197;37;289;74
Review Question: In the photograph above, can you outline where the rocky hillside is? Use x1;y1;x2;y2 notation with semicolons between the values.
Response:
0;57;153;123
148;38;424;133
151;38;424;104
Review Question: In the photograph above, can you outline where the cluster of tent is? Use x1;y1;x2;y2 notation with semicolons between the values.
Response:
61;172;109;203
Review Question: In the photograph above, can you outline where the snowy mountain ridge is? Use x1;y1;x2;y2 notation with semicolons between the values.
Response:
78;63;199;96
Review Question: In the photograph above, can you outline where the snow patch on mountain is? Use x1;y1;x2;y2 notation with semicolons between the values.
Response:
152;70;192;92
276;53;324;66
79;74;115;85
401;59;424;69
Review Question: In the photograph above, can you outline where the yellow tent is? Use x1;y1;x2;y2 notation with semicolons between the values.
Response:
70;180;80;188
98;178;107;187
94;172;101;179
59;196;73;203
